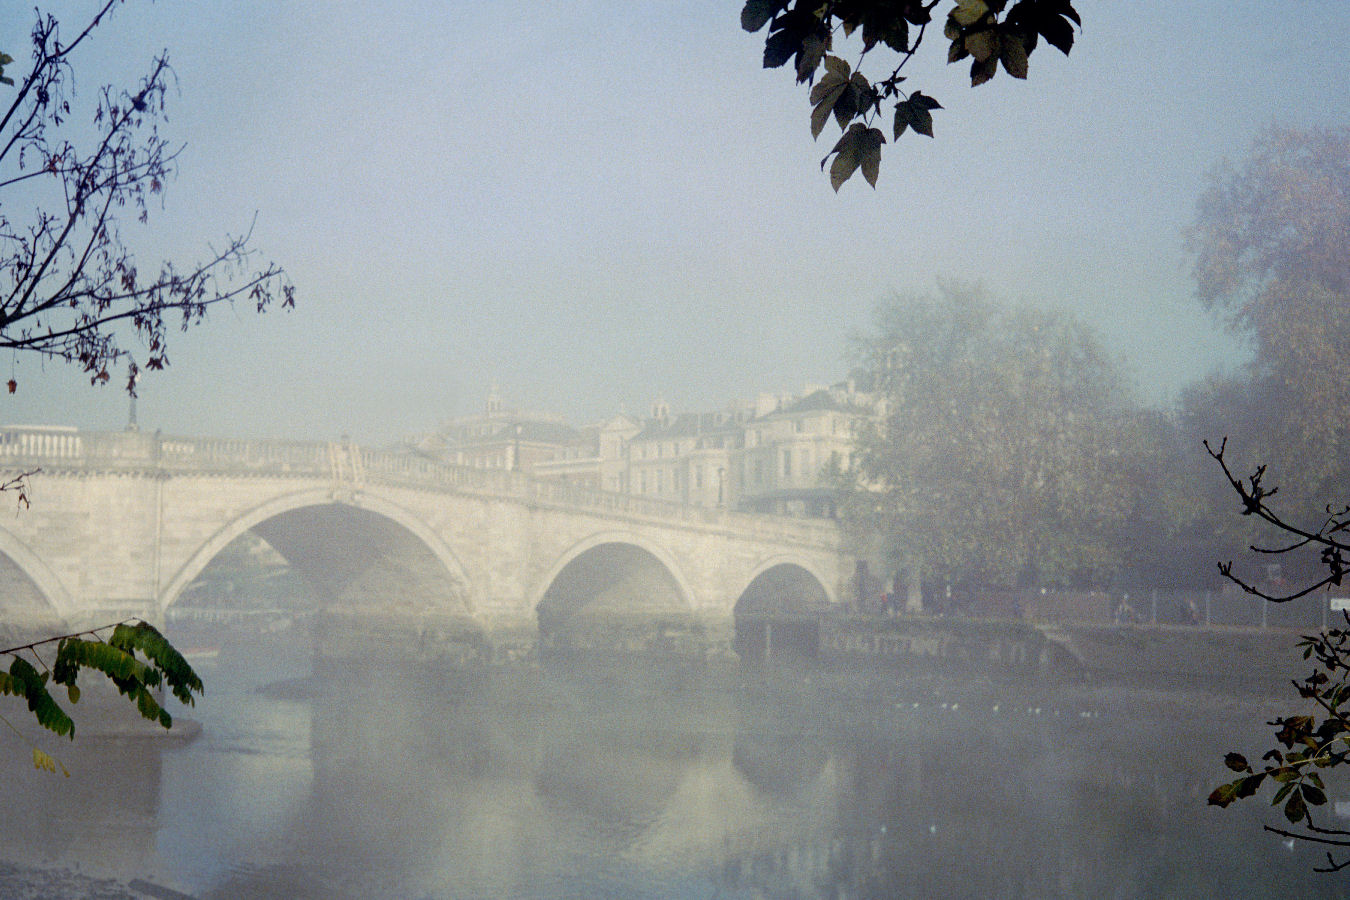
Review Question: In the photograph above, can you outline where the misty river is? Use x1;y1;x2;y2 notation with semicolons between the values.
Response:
2;624;1345;900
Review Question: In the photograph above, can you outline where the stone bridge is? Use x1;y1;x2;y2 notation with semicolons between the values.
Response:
0;427;848;650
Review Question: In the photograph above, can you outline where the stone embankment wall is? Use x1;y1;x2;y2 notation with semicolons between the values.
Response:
819;617;1082;678
817;615;1315;689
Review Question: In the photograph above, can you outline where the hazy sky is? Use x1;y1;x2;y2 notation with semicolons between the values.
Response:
2;1;1348;443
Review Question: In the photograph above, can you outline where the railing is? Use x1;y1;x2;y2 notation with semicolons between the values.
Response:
0;425;83;459
0;426;839;542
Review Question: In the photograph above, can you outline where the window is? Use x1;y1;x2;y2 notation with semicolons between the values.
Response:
783;451;792;477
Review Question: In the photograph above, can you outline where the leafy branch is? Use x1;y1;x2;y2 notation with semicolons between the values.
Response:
1210;623;1350;872
1207;438;1350;871
743;0;1080;189
0;618;203;772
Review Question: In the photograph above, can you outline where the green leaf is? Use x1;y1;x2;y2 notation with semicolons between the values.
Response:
1223;752;1250;773
827;125;865;191
1208;781;1239;807
910;91;942;111
970;54;999;87
809;71;845;105
965;29;998;63
822;55;850;79
112;621;203;704
861;9;909;54
810;72;849;139
54;638;154;689
796;32;829;81
1303;783;1328;807
1284;789;1308;823
762;28;799;68
8;657;73;739
1000;31;1029;78
1275;715;1315;749
894;95;938;139
951;0;990;27
842;71;872;128
859;127;885;187
1039;14;1074;54
1016;0;1080;55
1209;771;1267;807
740;0;777;33
1233;772;1267;799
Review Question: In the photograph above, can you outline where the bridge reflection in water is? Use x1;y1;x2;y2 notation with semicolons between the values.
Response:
0;621;1341;900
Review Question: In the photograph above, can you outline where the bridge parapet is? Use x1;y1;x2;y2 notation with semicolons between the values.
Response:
0;427;840;545
0;424;84;459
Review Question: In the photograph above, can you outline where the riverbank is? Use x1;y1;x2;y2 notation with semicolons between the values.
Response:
0;863;194;900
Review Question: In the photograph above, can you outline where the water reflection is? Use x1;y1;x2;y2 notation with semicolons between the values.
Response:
1;627;1344;899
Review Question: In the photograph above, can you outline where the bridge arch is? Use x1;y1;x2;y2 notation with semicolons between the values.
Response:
529;531;696;644
531;531;696;614
0;525;73;621
736;555;839;610
733;556;838;664
160;488;476;615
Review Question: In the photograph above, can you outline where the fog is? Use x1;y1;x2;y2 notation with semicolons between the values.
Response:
4;2;1350;898
3;2;1345;441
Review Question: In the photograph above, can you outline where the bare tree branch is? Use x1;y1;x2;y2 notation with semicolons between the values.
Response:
0;5;293;396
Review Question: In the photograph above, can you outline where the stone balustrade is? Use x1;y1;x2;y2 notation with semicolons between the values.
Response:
0;426;837;542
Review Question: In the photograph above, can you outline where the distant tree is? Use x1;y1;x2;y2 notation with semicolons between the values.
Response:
741;0;1081;189
1112;407;1226;593
1186;126;1350;514
842;283;1139;593
0;1;293;398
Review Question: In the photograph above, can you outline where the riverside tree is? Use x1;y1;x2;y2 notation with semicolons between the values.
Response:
741;0;1081;189
1184;126;1350;517
1194;127;1350;869
1;1;286;763
842;283;1141;595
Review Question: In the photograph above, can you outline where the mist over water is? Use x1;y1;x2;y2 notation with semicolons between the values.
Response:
1;620;1341;900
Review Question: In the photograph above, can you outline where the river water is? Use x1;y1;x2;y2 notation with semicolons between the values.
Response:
2;626;1346;899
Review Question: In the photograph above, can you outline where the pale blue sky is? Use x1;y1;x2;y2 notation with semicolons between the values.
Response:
2;1;1348;442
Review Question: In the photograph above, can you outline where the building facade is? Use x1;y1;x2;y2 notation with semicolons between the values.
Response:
409;383;873;518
